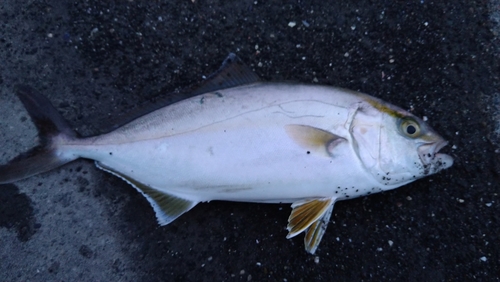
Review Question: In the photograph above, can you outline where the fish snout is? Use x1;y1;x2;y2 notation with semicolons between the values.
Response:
417;140;454;174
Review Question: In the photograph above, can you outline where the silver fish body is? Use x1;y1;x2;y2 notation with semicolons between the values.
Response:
0;54;453;254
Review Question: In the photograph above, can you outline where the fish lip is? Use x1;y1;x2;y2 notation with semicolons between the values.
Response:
433;140;448;155
417;140;453;174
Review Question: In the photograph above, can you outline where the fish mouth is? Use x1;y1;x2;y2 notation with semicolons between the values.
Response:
417;140;454;175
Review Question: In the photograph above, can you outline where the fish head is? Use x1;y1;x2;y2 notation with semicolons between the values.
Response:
350;96;453;189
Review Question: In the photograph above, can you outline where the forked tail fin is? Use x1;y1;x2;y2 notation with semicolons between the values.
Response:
0;85;79;184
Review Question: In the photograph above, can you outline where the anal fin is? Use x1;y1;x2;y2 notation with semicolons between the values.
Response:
96;162;197;225
287;198;336;254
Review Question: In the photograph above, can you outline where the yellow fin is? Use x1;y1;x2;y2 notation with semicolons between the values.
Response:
96;162;197;226
286;198;335;239
284;124;345;157
304;203;334;254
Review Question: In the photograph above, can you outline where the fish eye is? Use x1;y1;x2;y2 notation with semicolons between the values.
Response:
399;118;421;138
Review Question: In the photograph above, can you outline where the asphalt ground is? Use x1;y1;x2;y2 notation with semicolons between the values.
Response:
0;1;499;281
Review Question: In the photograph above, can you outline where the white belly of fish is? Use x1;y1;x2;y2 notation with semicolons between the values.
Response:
66;83;381;204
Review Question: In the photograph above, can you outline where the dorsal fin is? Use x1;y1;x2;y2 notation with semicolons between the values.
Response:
99;53;260;133
191;53;261;95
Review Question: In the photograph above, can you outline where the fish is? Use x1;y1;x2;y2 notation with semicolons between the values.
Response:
0;53;453;254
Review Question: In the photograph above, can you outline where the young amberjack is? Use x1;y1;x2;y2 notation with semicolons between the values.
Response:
0;54;453;254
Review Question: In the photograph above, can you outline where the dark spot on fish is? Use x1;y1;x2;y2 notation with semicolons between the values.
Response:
335;191;338;194
355;189;359;192
306;151;310;154
109;152;113;155
382;176;386;180
76;166;82;172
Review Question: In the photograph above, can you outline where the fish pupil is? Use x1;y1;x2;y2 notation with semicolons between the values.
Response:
406;125;416;135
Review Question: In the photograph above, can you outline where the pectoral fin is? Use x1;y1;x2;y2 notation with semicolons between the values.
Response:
96;162;197;225
284;124;346;157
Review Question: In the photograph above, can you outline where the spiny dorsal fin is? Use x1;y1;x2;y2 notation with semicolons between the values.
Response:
96;162;197;225
303;203;334;254
192;53;261;95
284;124;346;157
286;198;335;239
